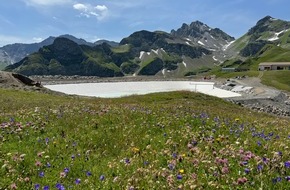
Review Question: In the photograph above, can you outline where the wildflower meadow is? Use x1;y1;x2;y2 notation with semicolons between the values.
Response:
0;88;290;189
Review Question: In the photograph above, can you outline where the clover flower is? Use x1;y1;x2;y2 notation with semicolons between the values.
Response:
222;166;229;174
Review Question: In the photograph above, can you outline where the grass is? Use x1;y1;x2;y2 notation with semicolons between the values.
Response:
1;88;290;189
111;44;131;53
229;35;250;52
212;70;259;78
261;70;290;91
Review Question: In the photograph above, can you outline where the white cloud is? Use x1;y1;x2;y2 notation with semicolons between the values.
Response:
32;37;44;42
23;0;72;6
73;3;108;20
73;3;87;11
95;5;108;12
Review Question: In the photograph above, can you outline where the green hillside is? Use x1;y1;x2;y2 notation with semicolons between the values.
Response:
261;70;290;91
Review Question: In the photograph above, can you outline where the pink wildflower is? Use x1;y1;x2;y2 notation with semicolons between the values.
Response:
221;166;229;174
10;183;17;189
35;160;42;167
237;177;248;185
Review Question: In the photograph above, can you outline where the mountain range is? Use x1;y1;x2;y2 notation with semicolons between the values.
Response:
0;35;117;69
3;16;290;77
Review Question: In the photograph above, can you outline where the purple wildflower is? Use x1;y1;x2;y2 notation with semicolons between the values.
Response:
284;161;290;168
244;168;250;174
55;183;65;190
285;161;290;168
263;157;269;163
99;175;105;181
242;161;248;166
177;174;182;180
46;162;51;168
35;184;40;190
43;186;49;190
172;153;177;159
86;171;92;176
257;164;263;172
272;177;282;184
192;141;198;146
125;158;130;164
39;171;45;178
64;168;69;173
168;163;175;170
75;178;81;184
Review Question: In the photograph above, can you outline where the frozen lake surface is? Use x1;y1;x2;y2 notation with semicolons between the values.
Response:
44;81;241;98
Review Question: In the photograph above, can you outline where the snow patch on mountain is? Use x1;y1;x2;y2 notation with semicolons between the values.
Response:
198;41;205;46
152;49;159;55
139;51;151;59
139;51;146;59
182;61;187;67
162;69;166;76
139;48;166;60
222;40;235;51
268;29;290;41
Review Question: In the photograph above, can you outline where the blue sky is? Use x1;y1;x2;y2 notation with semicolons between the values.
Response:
0;0;289;47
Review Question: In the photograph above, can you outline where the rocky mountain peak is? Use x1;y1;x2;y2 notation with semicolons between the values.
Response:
171;20;234;41
257;15;274;24
248;16;290;36
171;20;209;38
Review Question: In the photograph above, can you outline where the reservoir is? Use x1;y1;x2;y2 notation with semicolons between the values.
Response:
44;81;241;98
